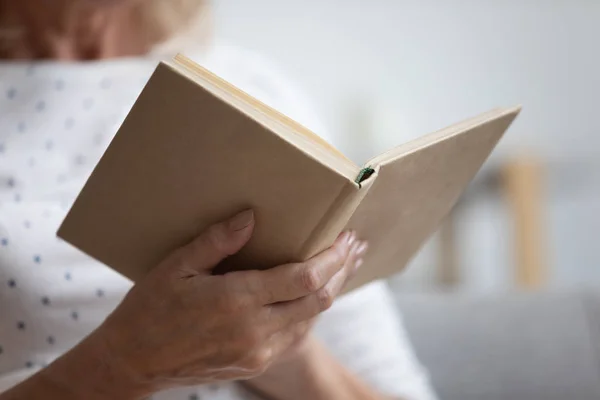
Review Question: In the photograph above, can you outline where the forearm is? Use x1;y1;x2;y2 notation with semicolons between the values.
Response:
0;331;146;400
245;337;391;400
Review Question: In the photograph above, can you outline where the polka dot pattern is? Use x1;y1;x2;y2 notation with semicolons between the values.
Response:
0;48;426;399
0;59;152;392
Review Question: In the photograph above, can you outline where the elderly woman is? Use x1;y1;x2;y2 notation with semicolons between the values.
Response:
0;1;436;399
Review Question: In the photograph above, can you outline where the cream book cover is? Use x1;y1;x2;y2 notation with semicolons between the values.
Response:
58;54;521;292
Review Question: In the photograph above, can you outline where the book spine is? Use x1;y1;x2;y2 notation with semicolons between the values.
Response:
296;172;377;260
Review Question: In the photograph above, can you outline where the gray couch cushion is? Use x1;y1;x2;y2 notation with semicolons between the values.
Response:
395;291;600;400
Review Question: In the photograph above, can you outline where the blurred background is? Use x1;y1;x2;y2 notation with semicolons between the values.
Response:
214;0;600;294
214;3;600;397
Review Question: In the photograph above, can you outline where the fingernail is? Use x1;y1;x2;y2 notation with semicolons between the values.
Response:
347;231;356;246
356;241;368;256
354;258;364;271
338;231;351;246
350;239;360;255
228;209;254;231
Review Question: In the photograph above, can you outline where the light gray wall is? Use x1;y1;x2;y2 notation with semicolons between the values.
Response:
214;0;600;291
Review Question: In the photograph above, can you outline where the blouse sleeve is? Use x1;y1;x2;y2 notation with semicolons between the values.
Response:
313;281;438;400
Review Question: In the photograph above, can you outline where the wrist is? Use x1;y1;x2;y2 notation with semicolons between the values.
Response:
246;338;336;400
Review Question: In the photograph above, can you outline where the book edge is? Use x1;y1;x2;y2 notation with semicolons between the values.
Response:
165;59;360;183
367;106;522;168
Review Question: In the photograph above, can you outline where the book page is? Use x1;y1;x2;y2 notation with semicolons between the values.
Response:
344;108;520;292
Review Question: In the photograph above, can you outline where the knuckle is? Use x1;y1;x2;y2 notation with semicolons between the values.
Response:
333;246;347;265
243;327;264;348
162;247;188;270
244;348;272;374
202;224;228;254
168;252;199;280
317;286;335;311
192;224;227;257
300;265;322;292
239;271;268;302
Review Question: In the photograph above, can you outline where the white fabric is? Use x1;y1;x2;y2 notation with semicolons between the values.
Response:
0;43;436;400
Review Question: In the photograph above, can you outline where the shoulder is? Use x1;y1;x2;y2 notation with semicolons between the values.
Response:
188;43;332;142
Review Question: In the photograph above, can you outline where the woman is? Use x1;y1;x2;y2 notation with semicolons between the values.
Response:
0;1;436;399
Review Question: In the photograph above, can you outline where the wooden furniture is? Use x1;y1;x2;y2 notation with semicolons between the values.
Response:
502;157;546;289
436;156;546;289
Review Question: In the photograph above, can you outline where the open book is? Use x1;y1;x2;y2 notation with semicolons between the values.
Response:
58;54;520;293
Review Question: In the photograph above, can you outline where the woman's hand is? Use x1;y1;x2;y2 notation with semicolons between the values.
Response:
265;238;367;363
86;209;365;396
0;210;366;400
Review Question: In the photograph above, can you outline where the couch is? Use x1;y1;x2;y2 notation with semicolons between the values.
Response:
394;291;600;400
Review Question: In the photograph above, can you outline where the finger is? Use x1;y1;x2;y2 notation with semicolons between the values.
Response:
312;238;363;304
345;240;368;285
265;239;368;329
321;240;361;298
177;209;255;274
229;230;355;305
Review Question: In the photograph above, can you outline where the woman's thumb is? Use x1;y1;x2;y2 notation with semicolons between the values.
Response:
179;209;255;273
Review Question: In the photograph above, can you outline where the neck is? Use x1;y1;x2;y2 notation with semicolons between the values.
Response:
0;1;156;60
